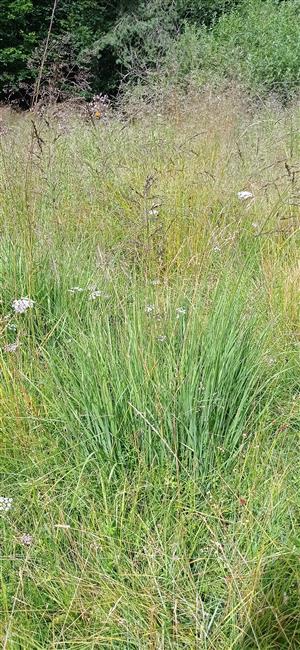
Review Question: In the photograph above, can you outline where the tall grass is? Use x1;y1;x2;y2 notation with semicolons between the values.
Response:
0;92;299;647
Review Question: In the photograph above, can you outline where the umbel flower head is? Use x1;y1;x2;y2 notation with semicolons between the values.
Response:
0;496;13;511
145;304;155;314
12;298;35;314
68;287;84;294
237;191;254;201
3;342;19;353
20;533;33;546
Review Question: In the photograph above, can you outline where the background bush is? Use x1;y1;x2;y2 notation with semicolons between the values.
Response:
0;0;300;104
207;0;300;96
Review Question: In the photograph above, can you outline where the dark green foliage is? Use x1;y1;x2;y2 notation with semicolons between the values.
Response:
0;0;47;101
0;0;148;102
177;0;241;24
0;0;300;103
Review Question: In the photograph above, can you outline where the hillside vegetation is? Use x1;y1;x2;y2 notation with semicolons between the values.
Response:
0;91;299;647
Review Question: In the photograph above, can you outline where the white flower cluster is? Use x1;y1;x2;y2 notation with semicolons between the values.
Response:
89;290;107;300
145;304;155;314
176;307;186;317
20;533;33;546
0;496;12;511
12;298;34;314
68;287;109;300
237;191;254;201
3;342;19;353
68;287;84;294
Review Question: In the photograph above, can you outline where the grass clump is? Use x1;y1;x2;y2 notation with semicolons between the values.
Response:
0;91;299;647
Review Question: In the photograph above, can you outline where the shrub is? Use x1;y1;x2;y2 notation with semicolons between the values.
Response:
125;0;300;99
208;0;300;96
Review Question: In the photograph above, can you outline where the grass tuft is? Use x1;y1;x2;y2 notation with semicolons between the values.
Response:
0;92;299;647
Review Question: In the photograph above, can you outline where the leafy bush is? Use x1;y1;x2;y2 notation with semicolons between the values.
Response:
156;0;300;98
1;0;300;103
206;0;300;95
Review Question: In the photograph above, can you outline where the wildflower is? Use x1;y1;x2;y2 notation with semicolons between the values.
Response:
237;191;254;201
266;355;276;365
90;289;105;300
7;323;17;331
68;287;84;294
12;298;35;314
157;335;166;342
3;342;19;353
0;496;12;511
148;209;159;216
149;279;161;286
145;304;155;314
252;222;259;229
176;307;186;317
213;245;221;252
20;533;33;546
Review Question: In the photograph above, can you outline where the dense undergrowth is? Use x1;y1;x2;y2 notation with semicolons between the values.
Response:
0;91;299;647
1;0;300;104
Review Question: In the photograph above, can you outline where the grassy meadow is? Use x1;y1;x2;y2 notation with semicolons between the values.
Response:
0;91;299;648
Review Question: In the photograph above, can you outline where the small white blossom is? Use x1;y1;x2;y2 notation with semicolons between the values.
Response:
89;290;110;300
68;287;84;294
12;298;35;314
237;191;254;201
252;222;259;229
145;304;155;314
176;307;186;318
266;356;276;365
213;245;221;252
148;209;159;216
20;533;33;546
149;279;161;286
3;342;19;353
0;497;13;511
89;290;102;300
157;335;166;342
7;323;17;331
